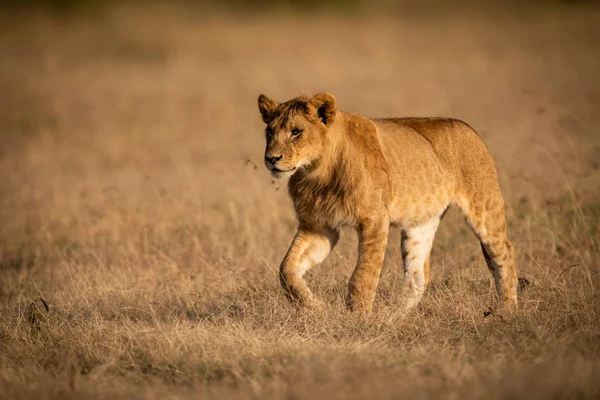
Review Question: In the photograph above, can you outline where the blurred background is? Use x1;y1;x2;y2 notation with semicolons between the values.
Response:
2;0;599;198
1;0;599;273
2;0;600;289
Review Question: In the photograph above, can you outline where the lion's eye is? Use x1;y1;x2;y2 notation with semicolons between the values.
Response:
266;128;274;138
291;128;303;137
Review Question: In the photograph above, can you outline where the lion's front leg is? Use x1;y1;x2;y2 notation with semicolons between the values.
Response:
280;228;339;308
346;217;389;315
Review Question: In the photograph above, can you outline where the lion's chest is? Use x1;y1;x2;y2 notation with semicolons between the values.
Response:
289;179;357;228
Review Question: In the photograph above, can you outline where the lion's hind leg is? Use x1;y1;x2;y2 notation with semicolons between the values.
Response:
459;193;518;313
401;217;440;311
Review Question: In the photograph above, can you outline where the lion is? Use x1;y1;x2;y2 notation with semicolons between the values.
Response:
257;92;518;315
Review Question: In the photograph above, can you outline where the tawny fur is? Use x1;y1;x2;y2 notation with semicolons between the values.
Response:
258;93;518;315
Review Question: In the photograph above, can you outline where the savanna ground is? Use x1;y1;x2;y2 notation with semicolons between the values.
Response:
1;1;600;398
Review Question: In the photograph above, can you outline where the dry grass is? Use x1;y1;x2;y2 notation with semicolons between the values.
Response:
1;2;600;399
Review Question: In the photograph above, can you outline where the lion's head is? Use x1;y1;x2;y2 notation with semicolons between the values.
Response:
257;93;338;179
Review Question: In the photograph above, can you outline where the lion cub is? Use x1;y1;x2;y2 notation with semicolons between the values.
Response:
258;93;517;315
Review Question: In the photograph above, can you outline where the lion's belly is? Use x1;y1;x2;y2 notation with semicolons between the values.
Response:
387;189;452;228
385;160;456;228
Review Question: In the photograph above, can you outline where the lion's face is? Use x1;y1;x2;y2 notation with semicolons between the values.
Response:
257;93;337;179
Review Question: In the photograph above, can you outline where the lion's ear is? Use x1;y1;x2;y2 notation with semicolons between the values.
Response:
310;93;337;126
258;94;279;123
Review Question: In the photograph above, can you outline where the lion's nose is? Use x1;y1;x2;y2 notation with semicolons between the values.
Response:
265;154;283;164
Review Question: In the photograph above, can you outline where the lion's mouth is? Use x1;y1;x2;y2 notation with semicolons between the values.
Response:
271;167;296;177
272;167;295;173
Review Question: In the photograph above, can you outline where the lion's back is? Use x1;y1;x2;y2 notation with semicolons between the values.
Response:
374;116;496;178
372;116;500;224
